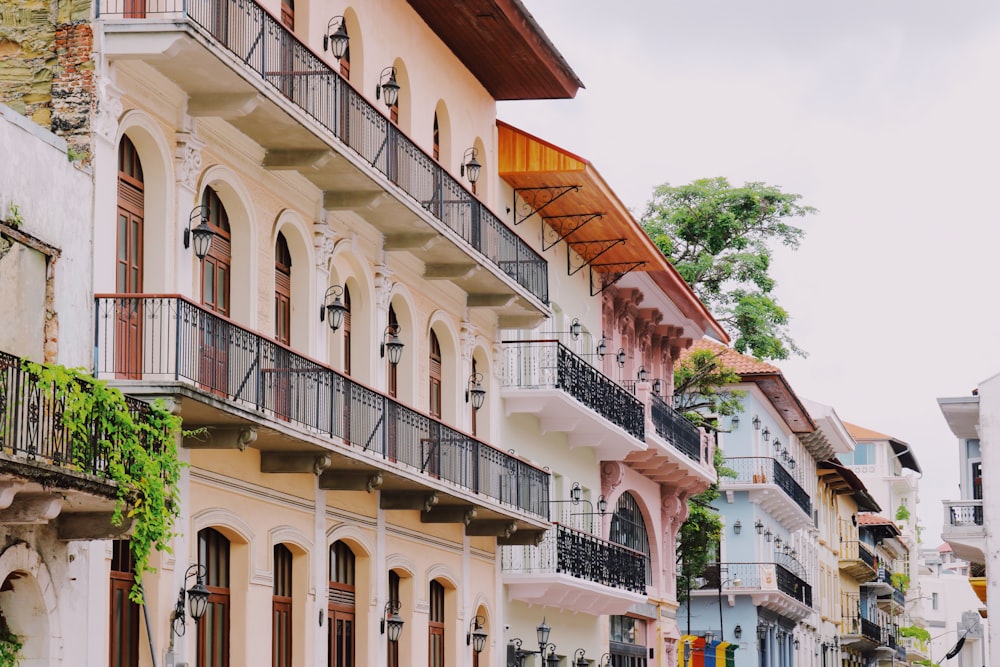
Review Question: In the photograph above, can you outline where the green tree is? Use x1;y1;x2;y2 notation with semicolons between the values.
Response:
641;177;815;360
674;349;741;603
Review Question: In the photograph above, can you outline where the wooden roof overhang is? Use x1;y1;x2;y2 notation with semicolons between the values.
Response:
817;460;881;512
497;121;728;343
407;0;583;100
740;372;816;434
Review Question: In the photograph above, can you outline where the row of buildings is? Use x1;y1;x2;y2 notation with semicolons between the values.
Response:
0;0;983;666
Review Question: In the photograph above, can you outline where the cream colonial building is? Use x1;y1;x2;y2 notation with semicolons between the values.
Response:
0;1;728;667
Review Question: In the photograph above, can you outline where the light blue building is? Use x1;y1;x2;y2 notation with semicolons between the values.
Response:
679;341;834;667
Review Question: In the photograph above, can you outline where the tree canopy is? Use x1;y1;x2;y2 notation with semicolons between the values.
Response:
641;177;815;360
673;348;741;603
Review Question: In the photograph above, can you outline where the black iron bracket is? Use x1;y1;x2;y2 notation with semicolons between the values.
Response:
541;213;604;251
589;261;646;296
567;239;624;276
513;185;580;225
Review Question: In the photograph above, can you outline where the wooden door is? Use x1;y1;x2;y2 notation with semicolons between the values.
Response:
273;233;292;419
108;541;139;667
199;188;231;396
115;137;143;379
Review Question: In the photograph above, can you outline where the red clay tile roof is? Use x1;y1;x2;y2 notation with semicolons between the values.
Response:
844;422;895;441
682;339;782;375
857;513;892;526
679;339;816;433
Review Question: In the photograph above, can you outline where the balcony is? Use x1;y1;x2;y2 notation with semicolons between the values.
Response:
838;540;878;582
877;587;905;616
499;340;646;460
96;0;548;323
93;295;549;532
840;607;885;652
692;562;813;621
502;523;648;615
901;636;930;663
942;499;985;563
0;350;162;539
623;392;715;492
719;457;813;529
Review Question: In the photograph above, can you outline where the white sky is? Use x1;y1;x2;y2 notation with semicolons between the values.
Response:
498;0;1000;544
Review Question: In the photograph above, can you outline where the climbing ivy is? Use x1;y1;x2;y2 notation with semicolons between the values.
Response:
22;361;183;602
0;616;21;667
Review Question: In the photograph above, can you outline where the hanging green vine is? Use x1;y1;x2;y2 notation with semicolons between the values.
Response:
22;361;183;602
0;616;22;667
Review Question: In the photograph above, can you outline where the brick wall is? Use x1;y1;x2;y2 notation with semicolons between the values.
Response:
0;0;94;161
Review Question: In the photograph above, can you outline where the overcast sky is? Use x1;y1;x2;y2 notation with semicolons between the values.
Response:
499;0;1000;545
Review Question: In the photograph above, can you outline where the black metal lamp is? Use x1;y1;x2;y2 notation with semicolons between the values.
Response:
320;285;348;332
731;413;740;429
573;648;588;667
596;337;607;358
466;373;486;410
536;618;551;651
543;644;560;667
794;638;800;650
616;348;626;368
755;519;764;534
376;67;400;107
788;458;796;469
752;415;761;430
570;482;582;503
461;147;481;185
773;438;782;453
467;615;488;653
733;520;742;535
569;317;583;340
184;206;215;261
651;378;662;394
381;600;404;641
762;427;770;443
598;653;611;667
380;324;404;365
597;495;608;514
734;625;742;640
171;564;210;637
774;536;783;549
757;624;768;641
637;366;647;382
764;529;772;542
323;16;349;58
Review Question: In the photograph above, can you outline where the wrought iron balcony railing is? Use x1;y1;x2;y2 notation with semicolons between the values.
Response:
840;540;877;569
500;340;644;441
722;457;812;517
649;393;702;462
0;349;155;480
700;562;812;608
502;523;648;594
94;295;549;518
96;0;548;304
946;500;984;526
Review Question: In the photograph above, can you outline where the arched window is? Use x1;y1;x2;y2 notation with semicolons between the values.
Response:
274;232;292;345
329;541;356;667
429;330;442;418
343;287;352;375
428;580;445;667
470;357;478;436
387;305;399;399
198;528;231;667
272;544;292;667
116;137;144;379
200;187;231;316
109;540;139;667
610;492;651;585
432;113;440;161
340;45;351;80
